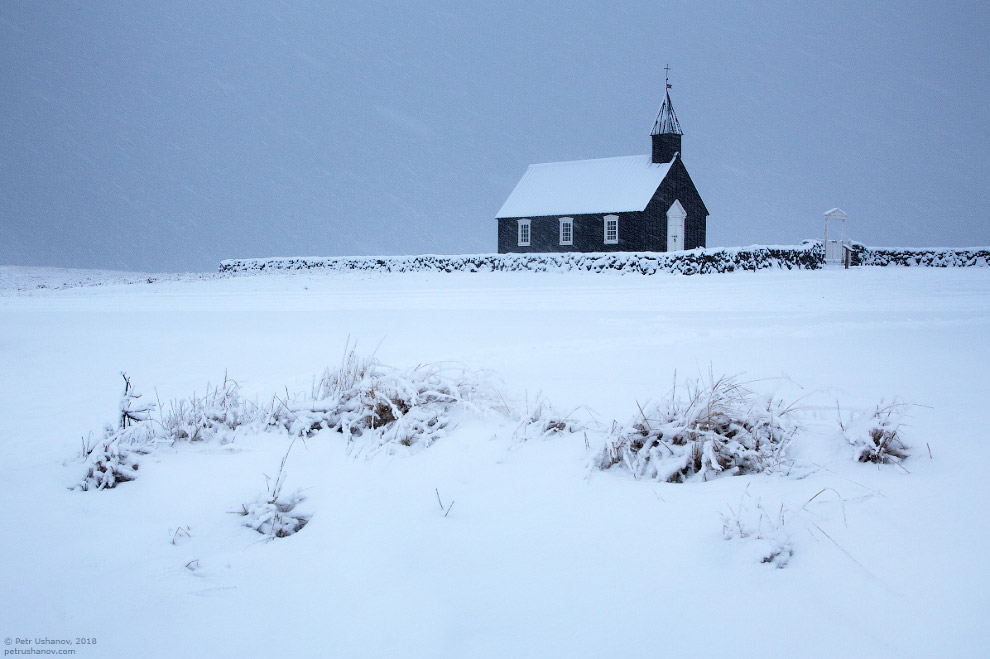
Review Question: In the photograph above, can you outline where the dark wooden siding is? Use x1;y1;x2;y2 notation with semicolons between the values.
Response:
651;133;682;164
498;211;655;253
644;158;708;251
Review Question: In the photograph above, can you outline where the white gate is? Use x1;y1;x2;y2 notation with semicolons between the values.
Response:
824;208;849;267
825;239;844;264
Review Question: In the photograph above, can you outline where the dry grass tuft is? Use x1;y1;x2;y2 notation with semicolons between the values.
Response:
74;347;499;489
855;402;910;464
596;373;798;482
240;440;310;539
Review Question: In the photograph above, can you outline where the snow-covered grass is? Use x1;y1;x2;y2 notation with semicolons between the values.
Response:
595;372;799;482
1;265;989;658
75;349;499;491
839;399;912;465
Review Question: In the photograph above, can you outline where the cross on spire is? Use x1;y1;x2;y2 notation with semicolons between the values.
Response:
665;63;672;89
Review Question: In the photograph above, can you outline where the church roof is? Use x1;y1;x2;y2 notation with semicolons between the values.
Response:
495;154;674;219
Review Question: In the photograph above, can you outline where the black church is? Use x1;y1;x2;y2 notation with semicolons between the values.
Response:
496;82;708;254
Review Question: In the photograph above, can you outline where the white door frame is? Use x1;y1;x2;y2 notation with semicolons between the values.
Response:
666;200;686;252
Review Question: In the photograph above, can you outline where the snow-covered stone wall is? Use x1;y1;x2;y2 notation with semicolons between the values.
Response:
219;243;989;276
853;246;990;268
220;244;824;275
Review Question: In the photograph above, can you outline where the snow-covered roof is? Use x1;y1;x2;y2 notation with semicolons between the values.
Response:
496;155;673;219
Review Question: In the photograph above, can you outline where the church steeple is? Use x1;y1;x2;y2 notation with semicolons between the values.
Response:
651;64;683;164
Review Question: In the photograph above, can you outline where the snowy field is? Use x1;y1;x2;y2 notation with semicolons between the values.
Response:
1;266;988;658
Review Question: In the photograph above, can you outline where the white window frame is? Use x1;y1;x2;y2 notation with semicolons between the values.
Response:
559;217;573;246
603;214;619;244
517;219;531;247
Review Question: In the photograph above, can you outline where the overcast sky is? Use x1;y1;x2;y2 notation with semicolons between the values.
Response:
2;1;988;272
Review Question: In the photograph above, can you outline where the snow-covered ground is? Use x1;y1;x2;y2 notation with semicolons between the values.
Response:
0;265;217;292
1;266;988;658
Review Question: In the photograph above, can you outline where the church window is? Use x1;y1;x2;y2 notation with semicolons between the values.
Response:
517;219;531;246
559;218;573;245
604;215;619;244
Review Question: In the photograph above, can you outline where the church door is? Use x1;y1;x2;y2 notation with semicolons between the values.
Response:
666;200;686;252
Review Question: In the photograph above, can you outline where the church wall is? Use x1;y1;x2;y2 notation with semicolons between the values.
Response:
498;212;655;253
644;158;708;250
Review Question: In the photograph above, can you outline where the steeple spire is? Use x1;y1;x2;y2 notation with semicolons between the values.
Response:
650;63;683;163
